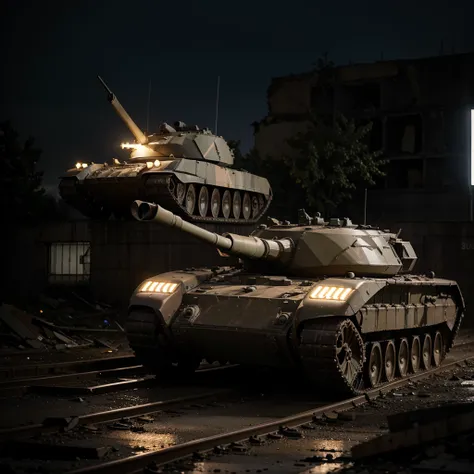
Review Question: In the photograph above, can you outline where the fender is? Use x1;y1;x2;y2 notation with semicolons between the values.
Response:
128;269;215;329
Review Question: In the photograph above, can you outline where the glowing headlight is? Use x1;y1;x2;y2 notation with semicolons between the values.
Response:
145;160;161;169
75;162;82;169
75;162;88;169
309;285;353;301
139;281;179;293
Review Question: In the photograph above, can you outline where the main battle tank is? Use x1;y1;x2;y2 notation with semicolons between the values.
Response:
126;201;465;397
59;76;272;223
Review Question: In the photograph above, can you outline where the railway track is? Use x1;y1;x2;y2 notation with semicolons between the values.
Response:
0;354;137;381
0;356;237;398
63;347;474;474
1;334;474;473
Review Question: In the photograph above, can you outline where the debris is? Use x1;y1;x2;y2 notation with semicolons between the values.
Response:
0;305;47;349
352;402;474;460
2;440;111;460
137;415;154;423
279;426;303;438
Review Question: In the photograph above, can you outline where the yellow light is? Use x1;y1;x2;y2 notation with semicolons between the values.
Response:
139;280;179;294
121;142;142;149
339;288;352;300
82;163;88;168
333;287;344;299
325;287;337;299
309;285;353;301
146;161;153;168
154;159;161;167
75;162;82;169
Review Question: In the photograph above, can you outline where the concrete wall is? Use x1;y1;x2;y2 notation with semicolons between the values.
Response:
6;221;91;302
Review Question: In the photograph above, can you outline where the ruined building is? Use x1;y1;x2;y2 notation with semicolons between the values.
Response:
254;52;474;222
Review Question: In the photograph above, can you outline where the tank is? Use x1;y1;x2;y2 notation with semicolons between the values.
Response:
58;76;272;223
125;201;465;397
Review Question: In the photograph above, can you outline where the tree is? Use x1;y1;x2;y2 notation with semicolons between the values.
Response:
0;121;65;223
284;112;386;216
230;140;306;221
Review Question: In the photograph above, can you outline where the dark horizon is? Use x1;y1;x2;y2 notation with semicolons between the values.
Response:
3;0;473;190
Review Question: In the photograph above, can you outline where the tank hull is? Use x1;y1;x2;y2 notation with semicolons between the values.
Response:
59;158;272;223
125;268;465;397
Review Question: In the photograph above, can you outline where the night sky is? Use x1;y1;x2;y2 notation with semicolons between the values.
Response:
3;0;473;192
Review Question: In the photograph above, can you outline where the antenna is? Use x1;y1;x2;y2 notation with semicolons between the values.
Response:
146;79;152;134
214;76;220;135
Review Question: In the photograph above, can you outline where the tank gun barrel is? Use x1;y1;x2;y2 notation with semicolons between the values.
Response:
97;76;148;145
131;200;294;261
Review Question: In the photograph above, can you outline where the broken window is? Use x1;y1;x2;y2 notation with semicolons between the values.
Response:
385;158;424;189
385;114;422;155
338;83;381;112
49;242;91;284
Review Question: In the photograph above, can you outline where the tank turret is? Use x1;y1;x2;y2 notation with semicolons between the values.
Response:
126;200;465;399
131;200;417;277
58;77;272;223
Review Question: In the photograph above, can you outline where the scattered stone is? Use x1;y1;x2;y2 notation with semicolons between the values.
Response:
137;415;154;423
279;426;303;438
249;435;265;445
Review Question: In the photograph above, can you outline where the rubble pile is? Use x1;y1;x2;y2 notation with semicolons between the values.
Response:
348;401;474;473
0;290;126;353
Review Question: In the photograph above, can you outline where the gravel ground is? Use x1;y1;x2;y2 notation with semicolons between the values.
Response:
1;341;474;473
168;359;474;474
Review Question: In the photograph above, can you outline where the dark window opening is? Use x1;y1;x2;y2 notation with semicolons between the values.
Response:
357;118;383;151
49;242;91;284
385;114;422;155
339;83;381;112
385;158;424;189
425;157;460;189
310;84;335;115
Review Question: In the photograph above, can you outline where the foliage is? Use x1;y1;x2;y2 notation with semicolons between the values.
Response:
284;113;386;215
228;110;386;220
0;121;67;223
230;140;305;221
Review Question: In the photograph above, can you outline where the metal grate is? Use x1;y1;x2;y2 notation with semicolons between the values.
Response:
48;242;91;284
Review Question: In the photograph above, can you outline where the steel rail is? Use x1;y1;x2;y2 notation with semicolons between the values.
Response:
67;353;474;474
0;388;234;442
0;354;137;380
0;364;145;390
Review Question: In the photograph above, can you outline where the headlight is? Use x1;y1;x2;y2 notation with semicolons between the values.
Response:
75;162;89;169
138;281;179;293
145;160;161;169
309;285;353;301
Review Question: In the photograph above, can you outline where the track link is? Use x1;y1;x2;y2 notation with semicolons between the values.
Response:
144;175;272;224
299;317;457;398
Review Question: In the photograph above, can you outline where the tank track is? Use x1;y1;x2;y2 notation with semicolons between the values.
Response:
143;174;272;225
126;307;200;374
299;313;462;398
